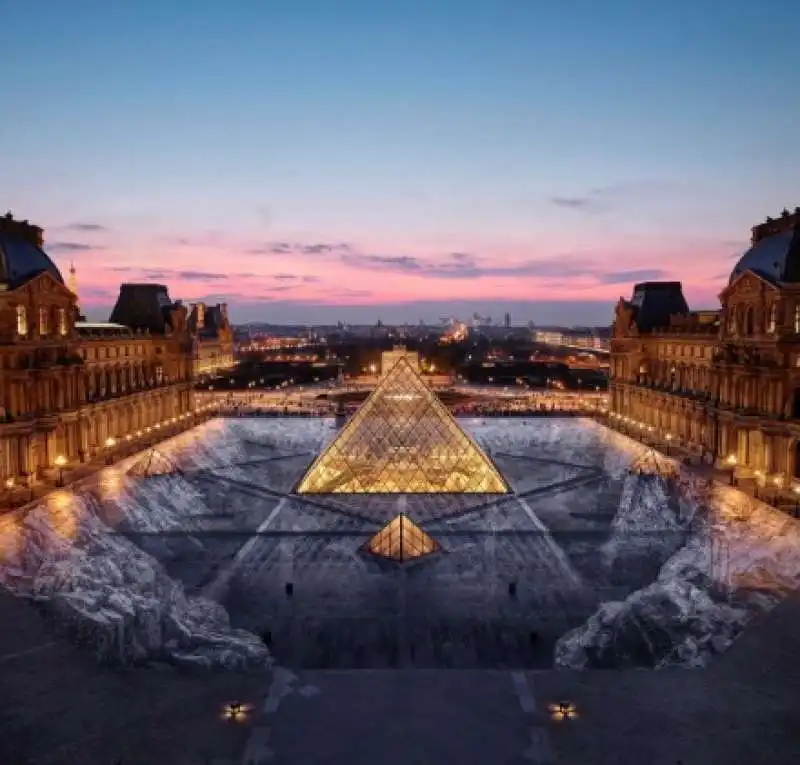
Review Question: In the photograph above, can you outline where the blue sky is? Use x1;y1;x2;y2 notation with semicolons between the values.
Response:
2;0;799;325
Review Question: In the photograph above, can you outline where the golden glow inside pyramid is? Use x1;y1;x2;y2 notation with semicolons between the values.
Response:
364;514;440;562
296;357;509;494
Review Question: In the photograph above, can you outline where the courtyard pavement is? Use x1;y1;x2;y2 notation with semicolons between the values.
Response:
240;592;800;765
1;588;798;765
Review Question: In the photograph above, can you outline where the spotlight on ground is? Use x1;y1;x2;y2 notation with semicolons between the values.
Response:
221;702;252;723
548;701;578;722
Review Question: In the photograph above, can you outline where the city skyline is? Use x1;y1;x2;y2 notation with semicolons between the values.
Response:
3;0;799;325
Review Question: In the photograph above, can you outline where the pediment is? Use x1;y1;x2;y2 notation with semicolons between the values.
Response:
719;268;778;302
18;270;75;301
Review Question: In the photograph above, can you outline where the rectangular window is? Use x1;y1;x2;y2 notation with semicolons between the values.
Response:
155;365;163;384
794;305;800;333
58;308;68;336
38;306;49;335
16;305;27;336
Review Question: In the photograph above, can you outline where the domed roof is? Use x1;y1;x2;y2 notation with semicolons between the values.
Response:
730;229;800;285
0;232;64;289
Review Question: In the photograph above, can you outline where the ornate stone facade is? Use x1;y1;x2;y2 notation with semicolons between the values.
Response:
188;301;235;377
0;216;195;493
610;208;800;490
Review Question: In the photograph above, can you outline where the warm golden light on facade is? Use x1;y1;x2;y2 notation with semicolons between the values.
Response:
54;455;67;467
297;357;508;494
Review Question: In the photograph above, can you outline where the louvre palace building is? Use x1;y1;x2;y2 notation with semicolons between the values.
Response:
610;206;800;490
0;213;210;495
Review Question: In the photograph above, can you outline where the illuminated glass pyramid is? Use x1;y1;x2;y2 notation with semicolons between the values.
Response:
296;357;509;494
363;513;440;561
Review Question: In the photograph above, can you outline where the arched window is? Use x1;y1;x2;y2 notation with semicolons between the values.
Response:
58;308;68;336
745;307;754;335
38;306;49;335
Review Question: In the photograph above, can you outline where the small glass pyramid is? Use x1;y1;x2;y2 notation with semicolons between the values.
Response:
296;357;509;494
127;448;182;477
363;513;440;562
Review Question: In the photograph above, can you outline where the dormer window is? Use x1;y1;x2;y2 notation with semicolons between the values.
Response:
58;308;68;336
38;306;49;335
16;305;27;336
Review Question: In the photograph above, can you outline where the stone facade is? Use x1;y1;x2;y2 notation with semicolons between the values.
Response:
610;209;800;490
188;301;235;377
0;217;195;492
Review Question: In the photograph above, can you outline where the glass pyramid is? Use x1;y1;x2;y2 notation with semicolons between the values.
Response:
296;357;509;494
127;448;183;478
363;513;440;562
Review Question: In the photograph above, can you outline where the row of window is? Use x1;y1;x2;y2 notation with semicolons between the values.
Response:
725;303;800;335
16;305;68;337
654;344;713;360
80;344;147;361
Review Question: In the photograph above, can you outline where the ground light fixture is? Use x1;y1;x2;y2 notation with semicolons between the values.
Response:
220;702;251;723
548;701;578;722
54;454;67;486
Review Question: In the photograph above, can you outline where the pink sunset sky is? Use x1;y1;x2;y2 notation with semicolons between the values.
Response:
5;2;797;326
43;218;746;326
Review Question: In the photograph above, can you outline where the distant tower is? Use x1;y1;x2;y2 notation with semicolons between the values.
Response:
68;261;78;299
504;312;511;329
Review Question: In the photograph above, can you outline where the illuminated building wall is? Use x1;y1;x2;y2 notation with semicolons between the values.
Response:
610;209;800;489
0;215;195;491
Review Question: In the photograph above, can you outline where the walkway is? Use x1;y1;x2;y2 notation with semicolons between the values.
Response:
2;587;797;764
240;593;800;765
1;410;218;514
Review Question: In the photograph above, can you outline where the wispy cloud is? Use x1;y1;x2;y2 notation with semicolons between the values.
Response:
550;181;684;215
246;241;351;256
105;267;256;281
597;268;667;284
63;223;107;232
48;241;104;253
551;196;598;211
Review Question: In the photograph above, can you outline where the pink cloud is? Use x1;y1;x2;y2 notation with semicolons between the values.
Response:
49;227;739;311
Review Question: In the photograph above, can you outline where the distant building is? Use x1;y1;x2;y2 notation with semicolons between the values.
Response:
187;301;235;377
504;312;511;328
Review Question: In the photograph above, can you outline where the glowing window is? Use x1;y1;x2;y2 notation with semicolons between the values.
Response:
38;306;49;335
16;305;27;336
58;308;68;336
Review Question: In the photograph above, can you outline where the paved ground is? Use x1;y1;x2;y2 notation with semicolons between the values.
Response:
2;589;798;764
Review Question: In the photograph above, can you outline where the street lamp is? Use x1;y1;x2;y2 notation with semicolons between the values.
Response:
54;455;66;487
104;437;116;465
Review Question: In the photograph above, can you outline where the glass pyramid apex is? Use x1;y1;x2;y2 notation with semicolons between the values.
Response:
127;448;182;477
296;357;509;494
363;513;440;562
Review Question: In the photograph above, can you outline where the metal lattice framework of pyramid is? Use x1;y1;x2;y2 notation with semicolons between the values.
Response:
363;513;440;562
127;448;183;478
296;357;510;494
